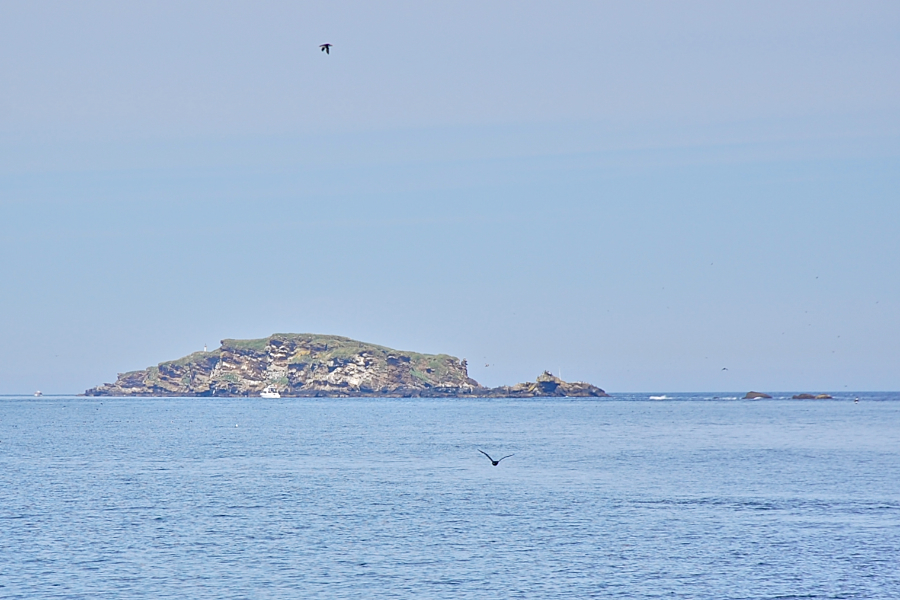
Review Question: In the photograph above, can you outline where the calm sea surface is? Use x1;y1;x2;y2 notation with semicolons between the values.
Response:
1;393;899;599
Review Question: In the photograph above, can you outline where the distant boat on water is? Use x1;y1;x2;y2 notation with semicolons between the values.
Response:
34;390;42;397
260;386;280;399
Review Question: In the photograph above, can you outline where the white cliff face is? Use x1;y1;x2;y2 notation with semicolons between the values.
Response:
321;354;373;389
265;363;289;383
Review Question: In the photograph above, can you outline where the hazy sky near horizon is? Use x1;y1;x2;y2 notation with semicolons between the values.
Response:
2;1;899;393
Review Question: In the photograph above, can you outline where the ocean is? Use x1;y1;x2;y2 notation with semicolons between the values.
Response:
1;393;898;599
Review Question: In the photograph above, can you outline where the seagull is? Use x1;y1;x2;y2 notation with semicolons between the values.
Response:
721;367;728;371
479;450;513;466
320;43;332;54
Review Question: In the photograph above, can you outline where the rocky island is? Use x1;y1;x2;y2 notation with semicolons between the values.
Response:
84;333;609;398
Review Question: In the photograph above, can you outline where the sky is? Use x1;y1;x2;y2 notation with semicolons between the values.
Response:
1;0;898;394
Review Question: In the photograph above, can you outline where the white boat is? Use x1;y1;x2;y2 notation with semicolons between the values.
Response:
34;390;42;397
260;386;280;399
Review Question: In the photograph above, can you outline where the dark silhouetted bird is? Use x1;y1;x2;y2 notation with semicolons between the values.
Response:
479;450;513;466
320;44;332;54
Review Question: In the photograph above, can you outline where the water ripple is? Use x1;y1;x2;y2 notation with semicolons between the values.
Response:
1;395;899;598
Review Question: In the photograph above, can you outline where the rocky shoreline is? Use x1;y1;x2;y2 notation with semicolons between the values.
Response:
84;333;610;399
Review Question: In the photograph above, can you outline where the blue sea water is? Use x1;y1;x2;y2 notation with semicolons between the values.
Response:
1;393;899;599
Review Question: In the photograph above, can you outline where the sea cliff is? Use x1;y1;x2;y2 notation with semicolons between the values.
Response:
84;333;609;398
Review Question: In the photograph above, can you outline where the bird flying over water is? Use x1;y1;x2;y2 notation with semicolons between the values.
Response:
320;43;332;54
479;450;513;466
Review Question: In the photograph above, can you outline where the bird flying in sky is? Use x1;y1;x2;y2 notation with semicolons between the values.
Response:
320;44;332;54
479;450;514;466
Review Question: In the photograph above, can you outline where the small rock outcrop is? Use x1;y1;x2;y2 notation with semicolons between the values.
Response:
792;393;816;399
483;371;609;398
743;391;773;399
84;334;610;398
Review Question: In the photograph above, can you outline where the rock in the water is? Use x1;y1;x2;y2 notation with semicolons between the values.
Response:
483;371;609;398
743;391;773;399
792;393;816;399
815;394;833;399
84;335;610;399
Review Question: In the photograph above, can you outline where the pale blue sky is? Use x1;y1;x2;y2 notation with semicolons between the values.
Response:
1;1;898;393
